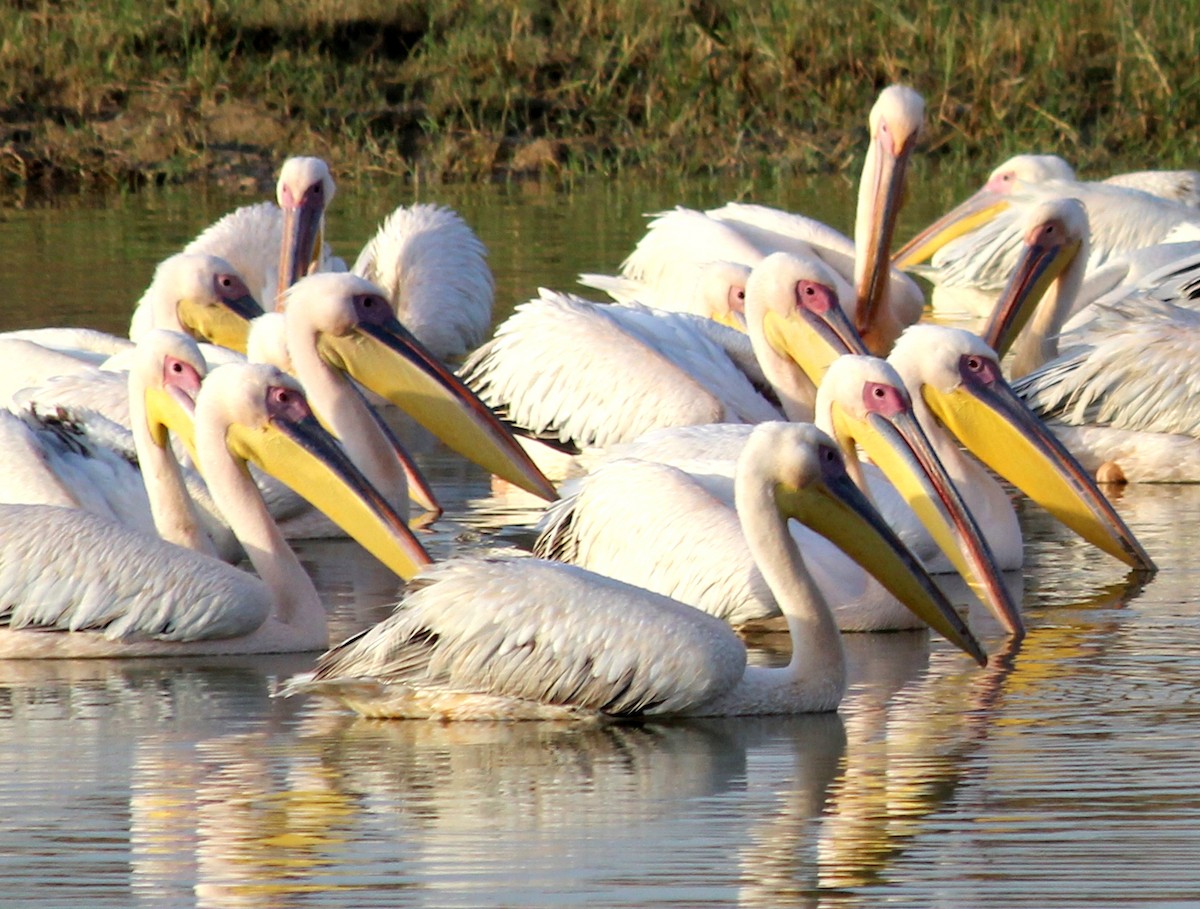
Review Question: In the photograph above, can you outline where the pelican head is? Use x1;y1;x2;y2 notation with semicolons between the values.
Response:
281;272;557;501
741;422;986;664
136;329;207;451
981;197;1089;373
696;260;751;330
275;156;336;309
855;84;925;347
815;355;1023;637
889;325;1154;571
192;362;432;579
140;253;264;352
981;154;1076;194
748;251;868;381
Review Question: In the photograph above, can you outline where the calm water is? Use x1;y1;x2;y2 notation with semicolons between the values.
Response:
0;173;1196;908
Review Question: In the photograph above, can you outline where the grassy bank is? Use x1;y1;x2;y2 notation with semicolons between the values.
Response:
1;0;1198;194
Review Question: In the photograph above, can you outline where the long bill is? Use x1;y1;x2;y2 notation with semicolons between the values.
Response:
276;195;327;310
854;119;918;343
223;405;434;581
317;315;558;502
777;448;988;666
922;355;1156;571
828;396;1025;638
980;230;1081;359
891;190;1011;271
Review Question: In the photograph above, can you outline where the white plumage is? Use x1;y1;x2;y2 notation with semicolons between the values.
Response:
461;288;780;458
0;360;430;658
282;422;984;720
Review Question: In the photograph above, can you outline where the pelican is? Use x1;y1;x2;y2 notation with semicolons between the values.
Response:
276;272;555;502
175;156;493;360
281;422;986;720
893;153;1200;317
179;155;343;308
0;331;244;560
610;85;926;354
536;354;1024;636
0;361;432;659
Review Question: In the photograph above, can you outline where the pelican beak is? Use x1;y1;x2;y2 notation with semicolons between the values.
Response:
276;197;326;310
891;191;1011;270
981;234;1082;358
922;355;1156;571
317;315;558;502
177;292;263;354
224;402;433;580
778;448;988;665
349;382;442;517
761;293;870;388
829;395;1024;638
855;120;919;339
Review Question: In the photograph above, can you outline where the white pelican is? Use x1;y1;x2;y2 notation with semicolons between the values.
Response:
174;156;493;360
179;155;343;308
281;422;986;720
0;361;431;659
536;354;1024;636
611;85;926;354
0;331;244;560
7;251;264;408
275;272;555;502
893;153;1200;317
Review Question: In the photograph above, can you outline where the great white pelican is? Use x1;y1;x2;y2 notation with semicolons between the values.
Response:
280;422;986;720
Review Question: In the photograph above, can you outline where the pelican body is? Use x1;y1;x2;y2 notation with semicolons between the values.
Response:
282;423;985;721
0;361;431;658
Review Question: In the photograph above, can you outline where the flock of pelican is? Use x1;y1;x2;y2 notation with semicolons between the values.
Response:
1;82;1179;722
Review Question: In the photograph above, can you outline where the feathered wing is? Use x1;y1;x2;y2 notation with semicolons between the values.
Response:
0;505;270;641
293;553;747;718
460;291;780;450
536;458;778;626
1016;299;1200;436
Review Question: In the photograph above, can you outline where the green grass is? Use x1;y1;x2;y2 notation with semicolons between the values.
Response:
2;0;1199;192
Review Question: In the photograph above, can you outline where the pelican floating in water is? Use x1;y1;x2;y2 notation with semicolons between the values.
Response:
281;422;986;720
172;156;493;360
0;331;244;560
893;153;1200;317
536;353;1023;636
609;85;926;354
5;252;264;412
0;361;432;658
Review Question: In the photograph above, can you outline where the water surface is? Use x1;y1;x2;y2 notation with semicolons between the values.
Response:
0;174;1193;908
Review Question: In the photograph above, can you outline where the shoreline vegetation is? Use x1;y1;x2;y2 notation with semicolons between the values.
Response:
2;0;1198;199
